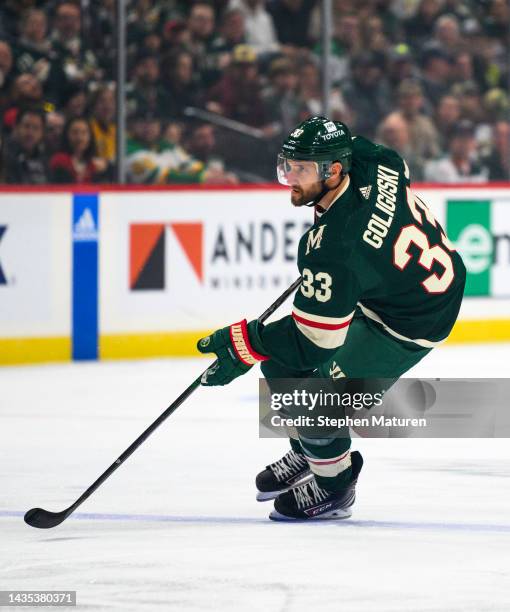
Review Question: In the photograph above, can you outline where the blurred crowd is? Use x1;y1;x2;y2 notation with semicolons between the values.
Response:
1;0;510;184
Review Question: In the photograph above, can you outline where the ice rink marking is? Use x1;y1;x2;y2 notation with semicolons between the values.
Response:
2;510;510;533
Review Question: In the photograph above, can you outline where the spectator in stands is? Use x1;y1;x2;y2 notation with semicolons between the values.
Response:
162;18;190;53
45;110;65;156
126;111;205;183
0;40;14;114
404;0;443;51
424;120;488;183
419;47;453;108
164;120;184;146
298;59;351;124
0;0;36;41
126;110;234;184
187;1;216;52
183;2;216;86
435;94;461;152
451;51;476;89
127;0;165;51
387;44;419;91
370;0;401;41
51;2;102;97
139;32;163;56
453;82;485;125
268;0;317;49
2;107;48;184
361;14;390;54
209;7;246;80
341;52;391;139
214;7;247;50
14;9;53;71
483;121;510;180
183;121;215;164
126;111;166;183
89;0;116;80
60;84;87;120
394;79;440;161
206;44;266;127
484;0;510;40
483;88;510;124
322;12;362;82
376;113;424;180
52;3;82;52
228;0;280;57
3;73;44;132
49;117;112;183
161;49;201;119
262;57;304;136
89;86;116;162
183;121;238;183
431;14;465;56
126;51;168;118
13;8;65;104
452;82;492;147
441;0;478;30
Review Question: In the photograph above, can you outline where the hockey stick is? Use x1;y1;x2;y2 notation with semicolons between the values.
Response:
24;277;302;529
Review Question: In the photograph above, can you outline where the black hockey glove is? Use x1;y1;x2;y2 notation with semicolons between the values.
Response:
197;319;268;386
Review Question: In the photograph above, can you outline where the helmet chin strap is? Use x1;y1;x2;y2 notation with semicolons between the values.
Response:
302;181;329;207
302;173;344;208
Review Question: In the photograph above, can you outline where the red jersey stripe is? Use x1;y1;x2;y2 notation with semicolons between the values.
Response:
292;311;352;331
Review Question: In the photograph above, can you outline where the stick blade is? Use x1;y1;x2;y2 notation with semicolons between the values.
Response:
24;507;69;529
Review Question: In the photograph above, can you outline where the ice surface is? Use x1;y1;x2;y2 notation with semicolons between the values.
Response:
1;344;510;611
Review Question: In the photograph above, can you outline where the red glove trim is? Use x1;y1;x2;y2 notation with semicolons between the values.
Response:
229;319;269;366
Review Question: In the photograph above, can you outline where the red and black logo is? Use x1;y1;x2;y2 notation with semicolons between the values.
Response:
129;223;203;290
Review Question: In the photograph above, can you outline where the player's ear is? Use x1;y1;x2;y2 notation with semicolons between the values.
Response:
327;161;342;184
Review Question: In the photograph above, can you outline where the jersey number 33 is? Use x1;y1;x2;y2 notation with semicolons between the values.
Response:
393;188;455;294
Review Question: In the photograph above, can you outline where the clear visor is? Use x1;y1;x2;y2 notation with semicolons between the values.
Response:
277;154;330;187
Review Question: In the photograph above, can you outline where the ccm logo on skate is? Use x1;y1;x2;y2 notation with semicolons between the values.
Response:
305;502;333;516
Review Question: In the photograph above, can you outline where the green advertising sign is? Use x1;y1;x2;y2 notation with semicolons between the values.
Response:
447;200;492;296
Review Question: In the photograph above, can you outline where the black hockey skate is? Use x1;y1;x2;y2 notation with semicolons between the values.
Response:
269;451;363;521
256;449;312;501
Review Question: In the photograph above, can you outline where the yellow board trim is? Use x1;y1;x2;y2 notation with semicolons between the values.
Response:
1;320;510;365
0;337;71;365
100;320;510;360
446;319;510;344
100;331;211;360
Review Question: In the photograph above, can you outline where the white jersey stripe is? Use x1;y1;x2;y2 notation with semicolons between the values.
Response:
293;318;350;349
358;303;445;348
306;451;350;465
305;451;352;478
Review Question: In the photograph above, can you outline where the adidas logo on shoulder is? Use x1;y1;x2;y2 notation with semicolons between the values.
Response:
359;186;372;200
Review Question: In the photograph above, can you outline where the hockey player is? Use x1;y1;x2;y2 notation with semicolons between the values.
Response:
197;116;466;521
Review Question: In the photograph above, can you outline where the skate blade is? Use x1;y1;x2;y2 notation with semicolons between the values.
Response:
268;507;353;521
256;472;313;502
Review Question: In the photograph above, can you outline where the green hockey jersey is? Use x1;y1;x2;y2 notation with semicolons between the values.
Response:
259;136;466;370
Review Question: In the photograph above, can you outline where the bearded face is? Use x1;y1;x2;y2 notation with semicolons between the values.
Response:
290;180;324;207
277;157;331;206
